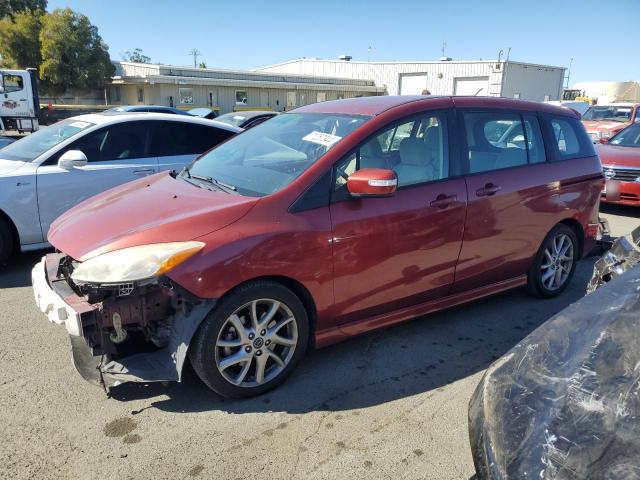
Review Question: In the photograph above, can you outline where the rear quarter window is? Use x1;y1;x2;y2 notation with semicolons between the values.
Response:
542;114;596;161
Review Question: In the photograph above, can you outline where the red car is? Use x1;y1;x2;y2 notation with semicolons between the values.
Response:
32;96;603;398
582;103;639;143
598;122;640;206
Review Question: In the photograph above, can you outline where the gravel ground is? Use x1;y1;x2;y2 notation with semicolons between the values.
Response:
0;206;637;480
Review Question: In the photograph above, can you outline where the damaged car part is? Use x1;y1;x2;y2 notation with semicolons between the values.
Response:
34;253;215;391
469;228;640;479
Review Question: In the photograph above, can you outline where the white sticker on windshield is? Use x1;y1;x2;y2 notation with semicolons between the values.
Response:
69;121;90;129
303;131;342;147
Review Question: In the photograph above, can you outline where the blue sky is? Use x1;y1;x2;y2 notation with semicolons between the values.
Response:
48;0;639;85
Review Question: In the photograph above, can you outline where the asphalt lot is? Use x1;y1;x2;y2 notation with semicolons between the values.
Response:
0;205;638;480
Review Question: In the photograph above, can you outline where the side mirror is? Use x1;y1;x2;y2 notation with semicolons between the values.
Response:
347;168;397;197
58;150;88;170
599;137;609;144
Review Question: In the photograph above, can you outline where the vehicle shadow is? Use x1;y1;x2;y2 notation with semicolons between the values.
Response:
600;203;640;219
110;259;597;415
0;250;49;289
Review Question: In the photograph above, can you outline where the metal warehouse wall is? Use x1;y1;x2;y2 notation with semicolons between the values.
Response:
500;62;565;101
257;59;566;100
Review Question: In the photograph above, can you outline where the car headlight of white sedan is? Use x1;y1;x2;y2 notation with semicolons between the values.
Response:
70;241;205;284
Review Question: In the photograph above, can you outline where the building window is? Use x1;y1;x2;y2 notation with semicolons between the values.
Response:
179;88;194;105
235;90;248;105
337;93;345;100
287;91;296;108
137;87;144;103
513;93;521;99
544;94;551;102
317;92;326;103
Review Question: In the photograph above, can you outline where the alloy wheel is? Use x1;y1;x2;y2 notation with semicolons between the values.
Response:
540;233;574;291
214;299;298;387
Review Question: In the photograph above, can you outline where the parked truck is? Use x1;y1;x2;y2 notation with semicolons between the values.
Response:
0;68;40;134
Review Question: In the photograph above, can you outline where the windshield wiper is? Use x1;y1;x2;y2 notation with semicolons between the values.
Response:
179;166;237;193
192;174;238;193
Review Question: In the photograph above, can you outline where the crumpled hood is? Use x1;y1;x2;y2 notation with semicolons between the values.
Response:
49;172;260;261
596;144;640;168
0;158;27;176
582;119;628;133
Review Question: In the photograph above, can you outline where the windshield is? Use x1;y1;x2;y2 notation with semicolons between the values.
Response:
583;106;633;122
0;119;94;161
186;112;369;196
609;123;640;147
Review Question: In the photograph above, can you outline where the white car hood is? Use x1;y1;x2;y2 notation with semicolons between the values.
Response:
0;158;29;176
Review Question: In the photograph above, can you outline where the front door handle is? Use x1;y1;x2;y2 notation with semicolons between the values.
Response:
476;183;501;197
429;194;458;209
133;168;155;176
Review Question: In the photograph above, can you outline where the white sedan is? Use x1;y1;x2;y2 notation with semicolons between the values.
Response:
0;112;240;262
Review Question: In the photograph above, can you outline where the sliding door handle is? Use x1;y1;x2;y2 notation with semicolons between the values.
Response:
476;183;501;197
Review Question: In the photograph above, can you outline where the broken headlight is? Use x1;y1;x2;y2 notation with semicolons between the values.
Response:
70;242;204;284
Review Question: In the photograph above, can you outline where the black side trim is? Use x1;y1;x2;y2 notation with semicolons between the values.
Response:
288;169;332;213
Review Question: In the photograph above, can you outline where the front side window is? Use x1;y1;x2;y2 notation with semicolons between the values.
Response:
609;123;640;147
0;119;94;162
334;112;449;193
187;113;369;197
57;122;150;162
1;74;24;93
583;106;633;122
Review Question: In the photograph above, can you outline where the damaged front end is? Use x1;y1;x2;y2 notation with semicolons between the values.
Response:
33;253;214;391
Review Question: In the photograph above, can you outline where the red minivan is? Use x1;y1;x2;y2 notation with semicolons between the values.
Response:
32;96;603;398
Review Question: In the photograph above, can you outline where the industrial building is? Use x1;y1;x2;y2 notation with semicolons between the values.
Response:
256;57;566;101
109;62;384;114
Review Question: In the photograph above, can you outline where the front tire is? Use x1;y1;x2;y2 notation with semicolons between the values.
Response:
527;224;578;298
189;280;309;398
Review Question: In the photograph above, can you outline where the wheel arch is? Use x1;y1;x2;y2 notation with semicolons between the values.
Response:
0;207;20;254
558;218;585;258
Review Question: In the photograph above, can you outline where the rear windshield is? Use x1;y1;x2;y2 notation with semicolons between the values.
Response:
0;119;94;161
609;123;640;147
583;106;633;122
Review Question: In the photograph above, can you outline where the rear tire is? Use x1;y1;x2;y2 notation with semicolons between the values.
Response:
189;280;309;398
527;224;578;298
0;217;14;265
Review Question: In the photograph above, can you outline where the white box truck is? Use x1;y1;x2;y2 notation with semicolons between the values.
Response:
0;68;40;133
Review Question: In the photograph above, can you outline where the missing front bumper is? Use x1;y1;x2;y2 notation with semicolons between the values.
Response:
32;253;215;392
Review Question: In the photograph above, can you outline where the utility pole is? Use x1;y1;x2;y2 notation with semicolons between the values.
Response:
189;49;202;68
565;57;574;89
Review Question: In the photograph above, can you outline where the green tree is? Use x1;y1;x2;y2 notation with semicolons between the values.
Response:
0;0;46;19
123;48;150;63
0;10;42;69
198;62;207;69
39;8;114;93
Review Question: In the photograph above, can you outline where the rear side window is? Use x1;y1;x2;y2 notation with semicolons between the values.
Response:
463;111;545;174
150;122;234;157
543;115;596;161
